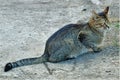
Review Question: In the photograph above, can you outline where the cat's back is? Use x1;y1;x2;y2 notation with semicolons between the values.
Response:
46;24;80;44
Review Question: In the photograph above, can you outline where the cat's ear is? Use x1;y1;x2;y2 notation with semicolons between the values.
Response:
103;6;109;15
92;10;100;20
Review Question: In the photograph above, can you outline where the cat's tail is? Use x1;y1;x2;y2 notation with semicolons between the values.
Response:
4;54;48;72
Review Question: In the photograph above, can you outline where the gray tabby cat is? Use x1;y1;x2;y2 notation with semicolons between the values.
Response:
4;7;110;74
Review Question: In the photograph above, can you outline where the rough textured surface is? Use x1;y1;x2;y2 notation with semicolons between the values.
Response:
0;0;119;80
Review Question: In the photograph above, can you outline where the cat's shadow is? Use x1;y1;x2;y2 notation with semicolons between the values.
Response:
47;50;100;73
46;46;118;74
53;46;118;65
54;51;99;65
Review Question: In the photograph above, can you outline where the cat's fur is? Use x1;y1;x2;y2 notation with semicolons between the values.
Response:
4;7;110;74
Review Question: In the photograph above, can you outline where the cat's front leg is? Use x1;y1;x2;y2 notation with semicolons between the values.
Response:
78;33;102;53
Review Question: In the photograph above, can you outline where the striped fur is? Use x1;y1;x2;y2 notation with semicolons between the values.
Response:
4;7;110;74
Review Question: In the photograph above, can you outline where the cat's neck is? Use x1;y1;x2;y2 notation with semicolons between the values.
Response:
87;23;105;37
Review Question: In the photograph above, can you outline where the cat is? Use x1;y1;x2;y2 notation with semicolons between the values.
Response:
4;7;110;74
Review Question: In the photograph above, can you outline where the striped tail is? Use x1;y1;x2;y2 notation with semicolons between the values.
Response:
4;54;48;72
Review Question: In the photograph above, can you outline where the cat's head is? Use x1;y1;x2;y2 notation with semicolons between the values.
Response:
89;6;110;29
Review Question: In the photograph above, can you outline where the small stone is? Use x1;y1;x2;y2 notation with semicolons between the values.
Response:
105;70;111;73
82;9;87;11
34;73;37;75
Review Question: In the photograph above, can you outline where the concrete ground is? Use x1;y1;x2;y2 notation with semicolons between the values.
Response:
0;0;119;80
